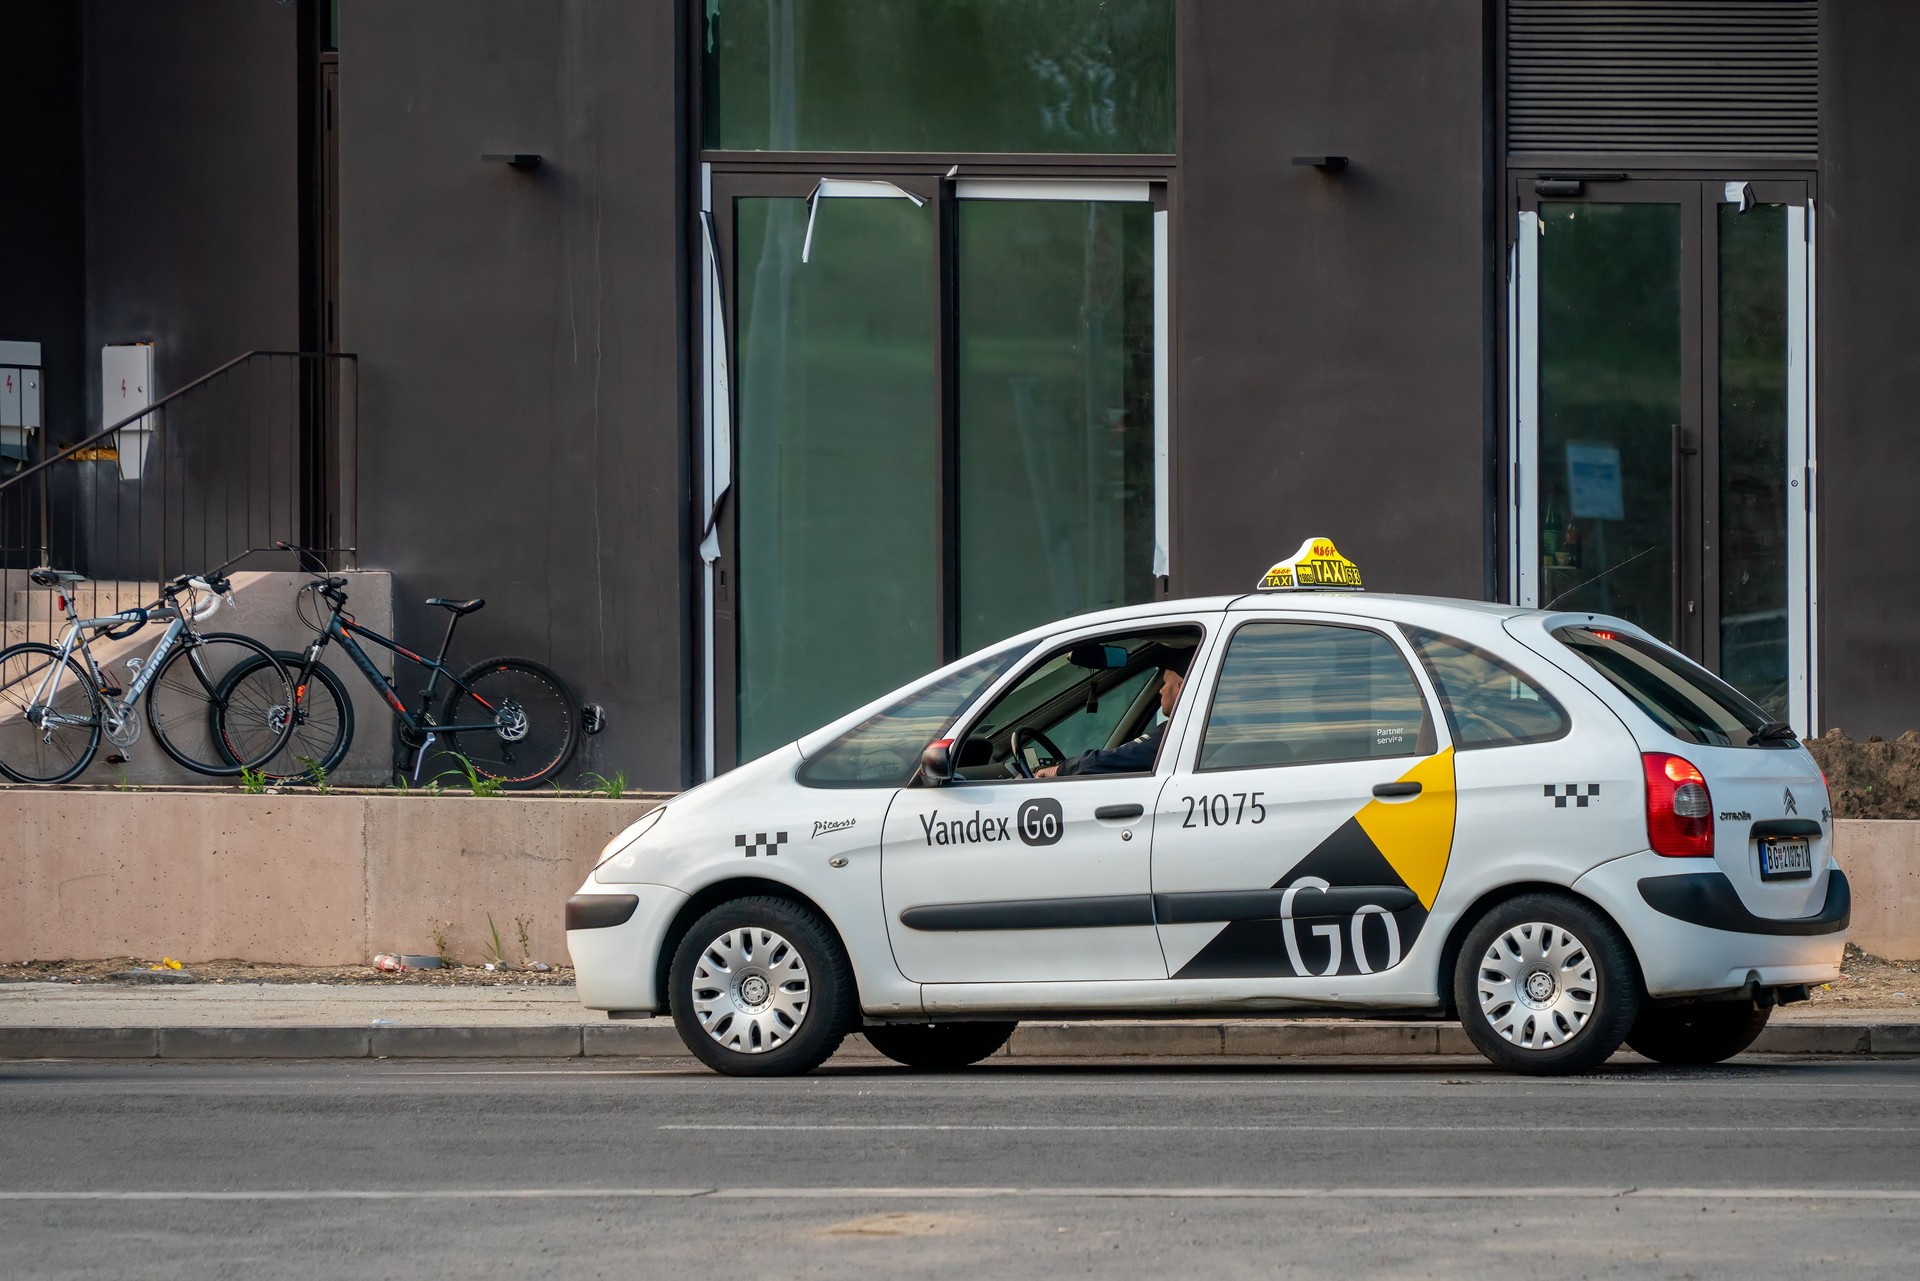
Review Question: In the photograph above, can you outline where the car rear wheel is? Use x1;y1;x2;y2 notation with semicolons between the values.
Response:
863;1021;1017;1070
669;896;853;1077
1626;1000;1772;1065
1453;893;1638;1075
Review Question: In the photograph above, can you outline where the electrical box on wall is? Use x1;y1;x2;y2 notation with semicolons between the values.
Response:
1;340;44;466
102;342;155;481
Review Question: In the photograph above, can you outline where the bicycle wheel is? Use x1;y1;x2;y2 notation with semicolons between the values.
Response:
146;633;295;775
213;653;354;782
0;642;102;785
439;656;581;788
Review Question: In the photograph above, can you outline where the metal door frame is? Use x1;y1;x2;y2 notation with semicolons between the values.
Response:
1507;172;1816;731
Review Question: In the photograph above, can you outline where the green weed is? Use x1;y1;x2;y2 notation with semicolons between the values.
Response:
582;771;628;799
238;767;268;795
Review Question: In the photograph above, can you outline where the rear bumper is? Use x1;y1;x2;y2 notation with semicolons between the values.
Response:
1575;852;1847;998
564;884;688;1014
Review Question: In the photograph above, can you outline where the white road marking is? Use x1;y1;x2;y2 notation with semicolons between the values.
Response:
659;1123;1917;1134
1;1187;1917;1202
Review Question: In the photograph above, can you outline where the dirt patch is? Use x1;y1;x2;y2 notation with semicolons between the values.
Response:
0;957;574;987
1804;944;1920;1012
1804;729;1920;819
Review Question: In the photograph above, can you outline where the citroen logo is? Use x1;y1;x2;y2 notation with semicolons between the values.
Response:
1784;787;1798;815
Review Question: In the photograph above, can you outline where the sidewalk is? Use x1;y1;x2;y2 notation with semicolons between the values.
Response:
2;983;1915;1060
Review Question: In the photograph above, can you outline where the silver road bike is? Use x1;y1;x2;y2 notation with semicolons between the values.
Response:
0;569;295;784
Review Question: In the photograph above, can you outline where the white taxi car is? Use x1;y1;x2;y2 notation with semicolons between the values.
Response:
567;538;1848;1076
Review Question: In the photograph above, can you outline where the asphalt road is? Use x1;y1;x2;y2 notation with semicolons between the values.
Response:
4;1054;1918;1279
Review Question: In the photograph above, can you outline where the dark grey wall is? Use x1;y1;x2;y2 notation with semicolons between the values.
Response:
337;0;689;788
83;0;301;413
0;2;85;448
1817;0;1920;737
1172;0;1491;601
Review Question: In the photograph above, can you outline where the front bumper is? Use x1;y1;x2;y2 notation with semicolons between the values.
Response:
565;884;689;1014
1575;851;1848;998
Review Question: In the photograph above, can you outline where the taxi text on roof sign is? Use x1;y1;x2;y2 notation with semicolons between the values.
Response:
1257;537;1364;591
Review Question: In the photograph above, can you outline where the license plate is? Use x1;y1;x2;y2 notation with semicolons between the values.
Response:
1759;837;1812;880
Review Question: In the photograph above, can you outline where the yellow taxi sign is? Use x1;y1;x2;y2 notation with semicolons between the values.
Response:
1257;537;1364;591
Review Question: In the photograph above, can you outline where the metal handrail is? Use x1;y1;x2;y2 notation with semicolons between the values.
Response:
0;349;359;496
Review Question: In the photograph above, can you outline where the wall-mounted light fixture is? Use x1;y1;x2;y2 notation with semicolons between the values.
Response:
481;153;543;170
1292;155;1349;172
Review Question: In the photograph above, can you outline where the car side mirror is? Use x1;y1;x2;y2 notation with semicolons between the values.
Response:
919;738;955;785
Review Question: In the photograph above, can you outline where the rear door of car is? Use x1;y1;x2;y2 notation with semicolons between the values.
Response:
1151;616;1457;982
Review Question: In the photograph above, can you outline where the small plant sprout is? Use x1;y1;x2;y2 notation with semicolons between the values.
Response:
299;755;332;794
484;913;509;969
428;921;453;967
433;751;503;798
514;915;534;968
583;771;628;799
239;767;268;794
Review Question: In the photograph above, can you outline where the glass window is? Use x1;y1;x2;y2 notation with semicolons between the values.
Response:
735;195;938;759
1553;626;1777;747
704;0;1175;153
797;641;1035;788
1199;624;1434;772
1405;628;1569;750
957;628;1200;778
957;196;1157;649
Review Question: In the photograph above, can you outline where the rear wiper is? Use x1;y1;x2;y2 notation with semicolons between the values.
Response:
1748;721;1799;745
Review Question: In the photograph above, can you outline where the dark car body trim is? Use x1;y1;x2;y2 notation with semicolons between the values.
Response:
565;894;640;931
1637;869;1850;937
899;886;1417;932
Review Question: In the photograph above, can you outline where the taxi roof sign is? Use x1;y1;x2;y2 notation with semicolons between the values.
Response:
1257;537;1364;592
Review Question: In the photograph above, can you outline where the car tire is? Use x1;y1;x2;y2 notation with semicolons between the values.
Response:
1625;1000;1772;1065
863;1021;1017;1070
1452;893;1638;1076
668;896;854;1077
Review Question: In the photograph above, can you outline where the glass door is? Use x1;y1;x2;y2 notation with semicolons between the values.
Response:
703;171;1169;771
1511;176;1813;728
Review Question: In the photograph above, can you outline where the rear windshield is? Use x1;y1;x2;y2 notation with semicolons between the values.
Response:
797;641;1036;788
1553;626;1775;747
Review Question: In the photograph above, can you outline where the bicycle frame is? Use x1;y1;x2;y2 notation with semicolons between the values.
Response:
293;595;502;776
16;604;187;731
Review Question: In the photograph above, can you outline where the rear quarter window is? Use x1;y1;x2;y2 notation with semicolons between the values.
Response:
1404;627;1569;749
1552;626;1775;747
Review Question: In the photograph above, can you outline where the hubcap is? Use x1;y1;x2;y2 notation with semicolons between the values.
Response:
1476;921;1598;1050
690;926;810;1055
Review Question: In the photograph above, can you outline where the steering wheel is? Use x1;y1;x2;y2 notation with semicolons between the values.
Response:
1007;726;1068;779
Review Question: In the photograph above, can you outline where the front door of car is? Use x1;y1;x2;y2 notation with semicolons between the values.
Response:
1151;619;1458;982
880;624;1208;984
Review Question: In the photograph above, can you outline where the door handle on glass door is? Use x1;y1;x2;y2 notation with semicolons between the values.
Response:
1372;782;1422;799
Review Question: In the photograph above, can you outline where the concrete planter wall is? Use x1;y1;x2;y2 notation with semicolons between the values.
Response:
1;790;663;965
1;796;1913;965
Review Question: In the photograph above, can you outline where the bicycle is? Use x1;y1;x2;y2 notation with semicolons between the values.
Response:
215;543;582;788
0;568;295;784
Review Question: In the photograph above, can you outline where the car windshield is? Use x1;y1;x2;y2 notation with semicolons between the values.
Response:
796;641;1036;788
1552;626;1775;747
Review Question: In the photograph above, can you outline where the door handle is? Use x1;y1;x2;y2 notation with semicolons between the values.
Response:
1094;803;1145;820
1372;782;1422;799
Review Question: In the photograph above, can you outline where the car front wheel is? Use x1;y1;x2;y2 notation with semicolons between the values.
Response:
1453;893;1638;1075
863;1021;1017;1070
668;897;854;1077
1626;1000;1772;1065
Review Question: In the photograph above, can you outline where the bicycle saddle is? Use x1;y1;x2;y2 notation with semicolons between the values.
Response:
29;568;86;587
426;597;485;616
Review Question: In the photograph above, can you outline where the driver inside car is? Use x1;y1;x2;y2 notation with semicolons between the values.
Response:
1035;645;1192;778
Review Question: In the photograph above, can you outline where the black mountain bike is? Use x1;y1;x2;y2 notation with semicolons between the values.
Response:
216;544;582;788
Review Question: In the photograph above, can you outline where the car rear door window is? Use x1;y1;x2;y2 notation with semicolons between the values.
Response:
1198;623;1435;771
1405;627;1569;749
1552;626;1775;747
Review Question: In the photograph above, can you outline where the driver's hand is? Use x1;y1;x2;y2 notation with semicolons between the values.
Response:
1034;765;1060;778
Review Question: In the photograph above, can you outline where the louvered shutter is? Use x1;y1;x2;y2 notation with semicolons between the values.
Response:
1508;0;1817;157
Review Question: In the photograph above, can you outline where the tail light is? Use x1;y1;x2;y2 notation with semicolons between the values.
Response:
1643;752;1714;857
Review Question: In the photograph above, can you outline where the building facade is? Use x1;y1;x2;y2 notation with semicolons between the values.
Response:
6;1;1918;790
